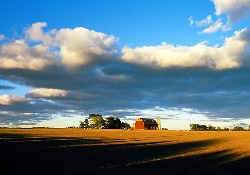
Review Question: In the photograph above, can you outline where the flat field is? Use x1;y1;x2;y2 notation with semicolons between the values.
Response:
1;128;250;174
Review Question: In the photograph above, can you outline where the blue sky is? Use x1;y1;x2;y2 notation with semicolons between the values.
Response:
0;0;250;129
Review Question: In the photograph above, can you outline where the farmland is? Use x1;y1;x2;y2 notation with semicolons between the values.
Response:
1;128;250;174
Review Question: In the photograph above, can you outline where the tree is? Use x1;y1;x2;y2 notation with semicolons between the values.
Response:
222;127;229;131
82;114;131;130
121;122;131;130
231;126;245;131
190;124;207;131
89;114;105;129
105;116;116;129
190;124;208;131
114;117;122;129
208;125;216;131
79;121;84;128
79;118;89;129
103;116;131;129
199;125;208;131
104;116;128;129
190;124;200;131
216;126;222;131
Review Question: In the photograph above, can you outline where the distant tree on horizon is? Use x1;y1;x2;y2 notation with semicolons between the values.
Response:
190;124;248;131
190;124;207;131
80;114;131;129
105;116;116;129
89;114;105;129
104;116;131;129
231;126;245;131
208;125;216;131
79;118;89;129
121;122;131;130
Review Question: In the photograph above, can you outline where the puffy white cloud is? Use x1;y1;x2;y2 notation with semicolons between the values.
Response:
212;0;250;24
27;88;68;98
0;40;59;70
200;19;230;34
55;27;118;69
0;94;31;105
121;28;250;70
189;15;213;27
25;22;53;46
0;22;60;71
189;16;230;34
1;22;119;72
191;0;250;34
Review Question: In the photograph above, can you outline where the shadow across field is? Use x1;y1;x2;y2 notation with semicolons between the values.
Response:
0;132;249;175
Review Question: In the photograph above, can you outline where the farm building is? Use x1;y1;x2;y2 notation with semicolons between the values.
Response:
133;118;159;130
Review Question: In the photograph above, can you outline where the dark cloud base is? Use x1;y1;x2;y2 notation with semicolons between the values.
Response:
1;62;250;126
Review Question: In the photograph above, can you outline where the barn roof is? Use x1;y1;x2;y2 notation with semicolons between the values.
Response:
138;118;158;125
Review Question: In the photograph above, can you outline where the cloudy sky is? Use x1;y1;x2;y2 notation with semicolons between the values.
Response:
0;0;250;129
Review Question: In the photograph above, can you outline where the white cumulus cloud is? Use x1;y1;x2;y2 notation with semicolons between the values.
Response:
200;19;230;34
25;22;53;46
212;0;250;24
0;22;119;72
189;15;213;27
27;88;68;98
190;0;250;34
55;27;118;69
0;94;31;105
121;28;250;70
0;40;59;71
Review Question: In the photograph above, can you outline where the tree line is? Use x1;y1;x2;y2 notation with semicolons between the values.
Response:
79;114;131;129
190;124;250;131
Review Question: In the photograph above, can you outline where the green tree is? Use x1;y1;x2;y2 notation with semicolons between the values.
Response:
79;121;84;128
89;114;105;129
114;117;122;129
216;126;222;131
199;125;208;131
79;118;89;129
231;126;245;131
105;116;116;129
222;127;229;131
104;116;131;129
121;122;131;130
190;124;200;131
208;125;216;131
190;124;208;131
105;116;127;129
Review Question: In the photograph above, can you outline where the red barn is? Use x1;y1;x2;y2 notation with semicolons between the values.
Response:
134;118;158;130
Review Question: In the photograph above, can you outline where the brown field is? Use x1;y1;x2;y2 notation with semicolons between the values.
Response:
1;128;250;174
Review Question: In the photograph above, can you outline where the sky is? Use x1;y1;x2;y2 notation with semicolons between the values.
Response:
0;0;250;130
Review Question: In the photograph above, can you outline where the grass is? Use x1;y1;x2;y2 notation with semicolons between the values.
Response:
0;128;250;174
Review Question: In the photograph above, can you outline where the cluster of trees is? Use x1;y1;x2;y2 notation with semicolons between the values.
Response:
190;124;249;131
79;114;131;129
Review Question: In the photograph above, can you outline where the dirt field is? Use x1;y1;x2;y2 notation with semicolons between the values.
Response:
1;128;250;174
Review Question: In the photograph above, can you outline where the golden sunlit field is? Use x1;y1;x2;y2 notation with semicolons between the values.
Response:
1;128;250;174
